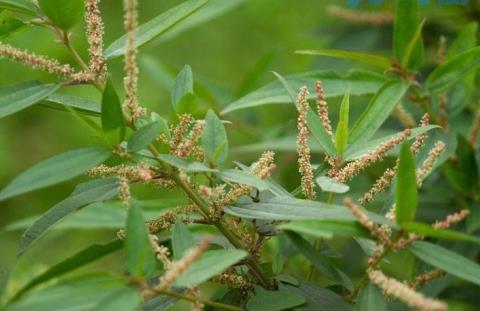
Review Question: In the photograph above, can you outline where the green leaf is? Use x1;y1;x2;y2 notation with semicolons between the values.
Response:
393;0;424;69
426;46;480;93
355;284;387;311
315;176;349;194
0;148;111;201
201;110;228;165
349;81;408;145
0;10;25;38
171;65;194;110
221;70;384;115
401;18;426;69
93;287;140;311
125;203;156;277
104;0;208;59
246;287;305;311
402;222;480;245
409;241;480;286
17;178;119;256
344;125;439;161
279;281;350;311
12;240;123;301
217;169;268;191
307;108;336;155
271;70;297;103
101;78;125;141
0;0;36;15
447;22;478;59
41;93;101;116
7;275;126;311
335;91;350;156
0;82;60;119
128;121;162;152
171;222;195;260
174;249;247;287
395;144;417;224
38;0;84;30
279;220;370;239
157;154;216;173
296;49;391;69
285;231;352;290
225;197;395;227
155;0;244;43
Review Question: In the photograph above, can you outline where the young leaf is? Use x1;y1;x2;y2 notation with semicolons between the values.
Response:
285;231;353;290
0;0;36;15
393;0;424;69
0;82;60;119
171;65;194;110
409;241;480;286
355;283;387;311
279;219;370;239
127;121;162;152
296;49;391;69
174;249;247;287
349;81;408;145
201;110;228;165
171;221;196;260
12;240;123;301
101;79;125;141
315;176;349;194
0;148;111;202
401;18;426;69
395;144;417;224
125;202;156;277
307;108;336;156
38;0;84;30
426;46;480;93
335;91;350;156
221;70;384;115
18;178;119;255
105;0;208;59
217;169;268;191
246;287;305;311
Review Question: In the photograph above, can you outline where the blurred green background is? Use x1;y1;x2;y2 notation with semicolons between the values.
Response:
1;0;479;308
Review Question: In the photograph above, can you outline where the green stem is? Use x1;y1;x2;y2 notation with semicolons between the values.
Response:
159;290;244;311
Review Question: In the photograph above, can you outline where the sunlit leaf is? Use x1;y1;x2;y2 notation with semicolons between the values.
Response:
0;0;36;15
279;220;369;239
335;91;350;156
402;221;480;245
0;10;25;38
38;0;84;30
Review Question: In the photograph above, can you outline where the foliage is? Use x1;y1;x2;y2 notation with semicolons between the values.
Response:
1;1;480;311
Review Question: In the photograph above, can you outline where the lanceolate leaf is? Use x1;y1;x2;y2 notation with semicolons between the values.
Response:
128;121;162;152
0;0;36;15
41;93;101;116
402;222;480;246
12;240;123;301
174;249;247;287
355;284;387;311
125;202;156;277
401;18;426;69
201;110;228;165
101;78;125;140
393;0;424;69
93;287;141;311
409;241;480;286
0;10;25;38
157;154;216;173
0;148;111;201
105;0;208;59
315;176;349;194
221;70;384;115
17;178;119;256
171;221;196;260
38;0;84;30
426;46;480;93
395;144;418;224
171;65;194;109
279;220;370;239
0;82;60;119
296;49;391;69
349;81;408;145
335;91;350;156
217;169;268;191
307;108;336;155
246;287;305;311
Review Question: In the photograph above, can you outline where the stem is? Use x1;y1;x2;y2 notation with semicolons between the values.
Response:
159;290;244;311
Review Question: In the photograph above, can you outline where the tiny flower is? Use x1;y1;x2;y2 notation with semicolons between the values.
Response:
85;0;107;79
417;141;445;186
315;81;333;139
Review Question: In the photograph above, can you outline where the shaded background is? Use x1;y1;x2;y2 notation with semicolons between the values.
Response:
1;0;479;309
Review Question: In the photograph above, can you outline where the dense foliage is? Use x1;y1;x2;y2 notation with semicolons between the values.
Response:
1;0;480;310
